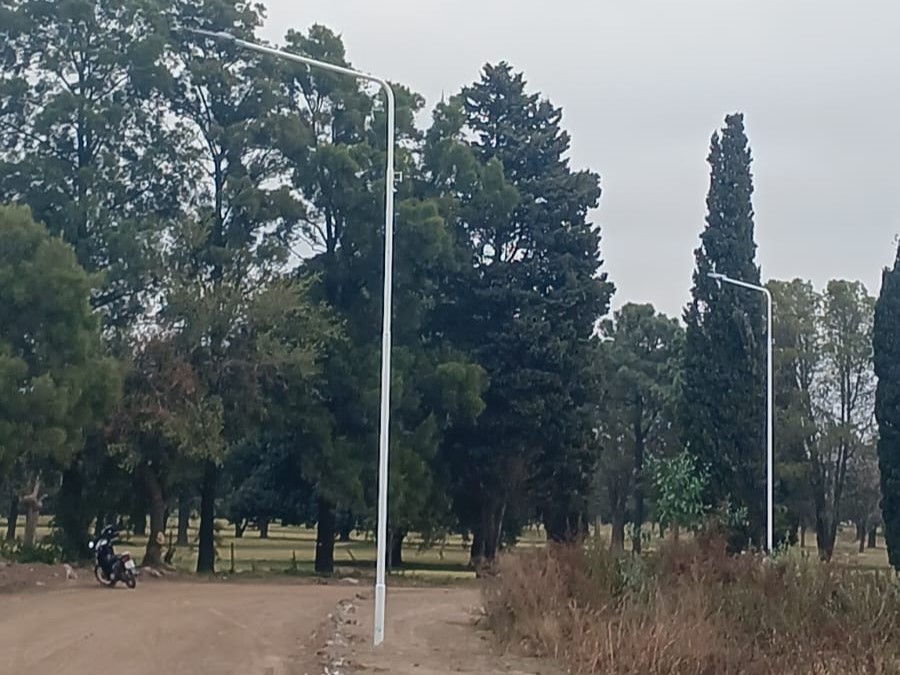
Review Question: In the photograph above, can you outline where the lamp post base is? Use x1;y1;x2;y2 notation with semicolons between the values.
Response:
374;582;386;646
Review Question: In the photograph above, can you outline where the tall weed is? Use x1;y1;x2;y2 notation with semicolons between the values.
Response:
485;537;900;674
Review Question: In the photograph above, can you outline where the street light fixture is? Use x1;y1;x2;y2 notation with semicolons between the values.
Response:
707;272;774;552
184;27;396;646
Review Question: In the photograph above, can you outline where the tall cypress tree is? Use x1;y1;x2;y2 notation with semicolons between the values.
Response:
682;113;766;547
875;243;900;571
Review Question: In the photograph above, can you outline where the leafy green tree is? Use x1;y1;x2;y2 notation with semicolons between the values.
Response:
843;442;881;552
109;337;220;567
0;204;119;547
875;244;900;571
0;0;181;554
275;24;391;574
223;437;315;539
594;303;683;551
813;280;875;559
0;0;178;334
277;25;487;573
156;2;321;573
591;399;631;548
423;98;523;563
682;113;766;548
769;279;819;547
649;451;708;539
769;278;875;559
160;229;334;573
380;197;488;566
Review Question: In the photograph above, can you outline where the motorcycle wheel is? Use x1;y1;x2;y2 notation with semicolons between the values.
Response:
94;565;115;587
124;569;137;589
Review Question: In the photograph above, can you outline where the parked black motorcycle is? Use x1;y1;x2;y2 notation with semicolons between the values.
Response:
89;525;137;589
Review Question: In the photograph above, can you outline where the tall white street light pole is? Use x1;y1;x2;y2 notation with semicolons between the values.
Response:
708;272;774;553
185;28;396;645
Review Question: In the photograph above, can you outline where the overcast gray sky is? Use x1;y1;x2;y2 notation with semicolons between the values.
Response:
261;0;899;318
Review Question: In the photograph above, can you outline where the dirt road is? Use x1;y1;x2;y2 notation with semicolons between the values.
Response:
0;581;350;675
0;580;556;675
340;587;559;675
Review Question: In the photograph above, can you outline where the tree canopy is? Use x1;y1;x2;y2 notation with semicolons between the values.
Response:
0;203;119;547
0;3;892;578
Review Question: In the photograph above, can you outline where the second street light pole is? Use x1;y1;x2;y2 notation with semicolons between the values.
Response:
708;272;774;553
186;28;396;646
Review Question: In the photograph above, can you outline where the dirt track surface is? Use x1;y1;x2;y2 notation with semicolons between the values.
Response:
0;580;557;675
342;587;560;675
0;581;351;675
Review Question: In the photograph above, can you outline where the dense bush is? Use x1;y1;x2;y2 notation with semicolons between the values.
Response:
485;536;900;674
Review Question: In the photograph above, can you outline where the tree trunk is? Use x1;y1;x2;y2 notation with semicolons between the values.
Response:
868;525;878;549
177;494;191;546
234;520;247;539
5;495;18;541
133;513;147;536
389;530;405;569
469;527;484;567
55;466;91;561
23;505;39;548
610;509;626;551
21;477;43;548
632;400;646;554
339;516;353;543
196;462;217;574
479;502;503;563
857;522;867;554
544;505;585;544
315;498;336;575
815;512;834;562
494;501;508;554
142;466;166;568
258;517;270;539
800;524;807;549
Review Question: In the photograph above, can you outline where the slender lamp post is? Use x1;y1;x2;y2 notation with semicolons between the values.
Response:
186;28;396;645
708;272;774;553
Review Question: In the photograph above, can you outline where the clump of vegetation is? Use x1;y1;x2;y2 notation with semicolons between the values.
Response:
485;537;900;674
648;451;709;539
0;538;62;565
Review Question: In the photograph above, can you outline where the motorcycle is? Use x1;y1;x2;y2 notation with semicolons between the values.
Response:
89;525;137;589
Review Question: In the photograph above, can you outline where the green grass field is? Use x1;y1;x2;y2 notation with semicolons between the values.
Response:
0;515;887;576
0;516;492;578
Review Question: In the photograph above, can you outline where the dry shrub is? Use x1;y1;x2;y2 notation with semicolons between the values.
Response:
484;537;900;674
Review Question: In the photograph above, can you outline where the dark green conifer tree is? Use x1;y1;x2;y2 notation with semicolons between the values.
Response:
682;113;766;547
875;243;900;570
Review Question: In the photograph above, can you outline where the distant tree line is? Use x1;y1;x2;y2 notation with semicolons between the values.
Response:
593;114;884;562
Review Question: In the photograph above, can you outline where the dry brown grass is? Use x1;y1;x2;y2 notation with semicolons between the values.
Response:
485;536;900;675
